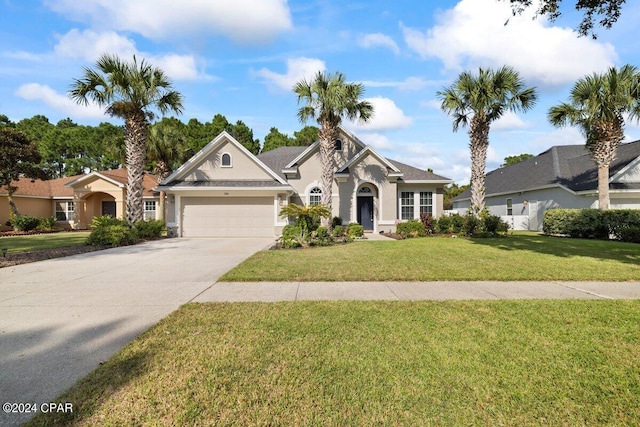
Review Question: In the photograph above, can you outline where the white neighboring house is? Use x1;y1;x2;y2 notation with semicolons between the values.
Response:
452;140;640;231
157;128;452;237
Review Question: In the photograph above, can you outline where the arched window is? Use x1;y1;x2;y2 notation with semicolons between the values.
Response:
358;186;372;194
309;187;322;205
221;153;232;167
334;139;343;151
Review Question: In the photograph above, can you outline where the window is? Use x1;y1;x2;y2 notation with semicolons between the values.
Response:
401;191;414;220
144;201;157;220
359;186;372;194
506;198;513;215
420;192;433;216
334;139;343;151
221;153;232;167
309;187;322;206
55;201;74;221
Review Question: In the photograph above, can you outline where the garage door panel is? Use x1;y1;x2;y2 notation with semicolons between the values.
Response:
182;197;274;237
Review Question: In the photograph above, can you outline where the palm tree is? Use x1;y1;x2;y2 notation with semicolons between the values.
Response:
294;71;373;227
437;66;537;217
69;54;183;225
548;65;640;210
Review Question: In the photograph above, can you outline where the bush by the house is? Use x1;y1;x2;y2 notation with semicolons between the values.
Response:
617;227;640;243
10;215;42;232
543;208;640;242
420;213;436;234
37;216;57;231
462;214;484;236
87;224;138;246
397;220;427;238
133;219;165;239
435;214;464;234
281;224;303;248
347;223;364;238
91;215;127;228
332;225;344;238
482;214;510;236
313;226;331;245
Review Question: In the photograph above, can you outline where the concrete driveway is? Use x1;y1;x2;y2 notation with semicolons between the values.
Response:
0;237;273;427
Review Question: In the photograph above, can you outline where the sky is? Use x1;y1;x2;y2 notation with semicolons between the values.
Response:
2;0;640;184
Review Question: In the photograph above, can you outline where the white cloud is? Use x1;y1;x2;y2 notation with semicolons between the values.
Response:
15;83;106;119
492;111;530;130
53;29;204;81
255;57;326;91
401;0;617;86
351;97;413;131
45;0;292;44
357;133;393;150
363;76;432;91
358;33;400;55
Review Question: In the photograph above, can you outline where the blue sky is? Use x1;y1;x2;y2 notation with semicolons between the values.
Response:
2;0;640;183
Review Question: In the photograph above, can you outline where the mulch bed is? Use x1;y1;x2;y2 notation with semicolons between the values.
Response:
0;245;109;268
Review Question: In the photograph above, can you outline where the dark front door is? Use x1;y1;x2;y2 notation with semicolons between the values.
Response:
102;201;116;217
357;197;374;231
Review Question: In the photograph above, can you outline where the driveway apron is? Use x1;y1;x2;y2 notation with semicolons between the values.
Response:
0;237;272;427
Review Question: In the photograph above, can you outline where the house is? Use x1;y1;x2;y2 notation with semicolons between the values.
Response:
452;140;640;230
1;169;160;230
158;128;452;237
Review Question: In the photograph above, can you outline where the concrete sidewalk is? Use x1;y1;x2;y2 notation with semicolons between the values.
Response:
194;281;640;302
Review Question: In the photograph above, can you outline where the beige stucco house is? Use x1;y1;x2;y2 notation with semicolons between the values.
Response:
158;128;452;237
1;169;160;230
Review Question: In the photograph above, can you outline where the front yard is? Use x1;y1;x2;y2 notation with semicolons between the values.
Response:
222;233;640;281
27;301;640;426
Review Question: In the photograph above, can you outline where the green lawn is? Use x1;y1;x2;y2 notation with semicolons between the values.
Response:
222;233;640;281
27;301;640;426
0;231;90;253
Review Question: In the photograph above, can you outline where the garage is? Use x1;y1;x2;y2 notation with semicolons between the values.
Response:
181;197;275;237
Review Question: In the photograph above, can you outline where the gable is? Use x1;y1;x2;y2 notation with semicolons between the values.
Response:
285;126;366;170
182;139;275;181
68;174;124;193
161;132;286;185
611;156;640;183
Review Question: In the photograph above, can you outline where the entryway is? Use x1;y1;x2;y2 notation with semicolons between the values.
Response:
357;186;375;231
102;201;116;217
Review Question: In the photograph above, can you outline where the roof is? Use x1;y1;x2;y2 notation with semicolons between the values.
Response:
453;140;640;201
1;169;159;198
257;146;451;182
161;180;290;188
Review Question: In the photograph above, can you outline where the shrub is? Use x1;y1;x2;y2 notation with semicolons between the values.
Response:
313;226;331;245
91;215;127;228
397;220;427;238
87;225;138;246
38;216;57;231
603;210;640;240
331;217;343;228
133;220;165;239
420;213;436;234
462;214;484;236
543;209;607;239
10;215;41;232
281;224;303;248
435;215;452;234
482;214;510;236
543;209;577;235
347;223;364;238
450;214;465;233
618;227;640;243
332;225;344;238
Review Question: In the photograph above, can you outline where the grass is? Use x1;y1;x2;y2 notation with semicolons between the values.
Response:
27;301;640;426
221;233;640;281
0;231;90;253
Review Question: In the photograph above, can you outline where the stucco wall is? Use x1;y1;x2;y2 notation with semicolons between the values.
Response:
183;140;274;181
0;196;52;229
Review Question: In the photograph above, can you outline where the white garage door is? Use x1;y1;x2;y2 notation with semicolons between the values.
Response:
181;197;274;237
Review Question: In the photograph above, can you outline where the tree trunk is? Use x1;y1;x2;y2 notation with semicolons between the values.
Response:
469;117;490;218
318;120;337;228
124;113;149;226
155;160;172;223
597;163;610;210
6;185;20;223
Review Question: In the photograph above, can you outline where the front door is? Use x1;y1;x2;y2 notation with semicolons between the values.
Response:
102;201;116;217
357;197;374;231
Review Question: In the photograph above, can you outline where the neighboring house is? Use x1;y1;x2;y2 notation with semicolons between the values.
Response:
158;128;452;237
1;169;159;230
452;140;640;230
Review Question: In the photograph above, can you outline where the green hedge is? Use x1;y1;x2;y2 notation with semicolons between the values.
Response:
397;220;427;237
543;209;640;242
10;215;43;231
133;220;165;239
87;225;139;246
347;223;364;238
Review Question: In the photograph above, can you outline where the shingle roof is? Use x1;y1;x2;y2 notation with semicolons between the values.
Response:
1;169;159;198
162;180;289;188
257;146;451;182
453;140;640;201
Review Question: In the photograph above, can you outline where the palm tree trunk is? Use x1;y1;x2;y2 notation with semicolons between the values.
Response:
318;120;337;228
155;160;172;223
124;113;149;226
469;117;490;217
597;163;610;210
